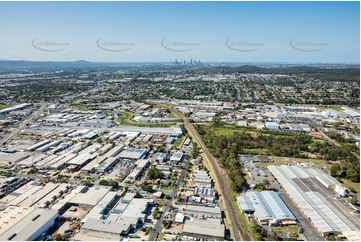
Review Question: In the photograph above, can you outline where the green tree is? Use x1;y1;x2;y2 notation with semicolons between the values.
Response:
81;179;92;186
350;196;358;205
51;233;68;241
330;163;340;177
99;180;108;186
262;179;270;187
148;167;162;179
212;116;222;127
346;168;360;182
108;180;119;189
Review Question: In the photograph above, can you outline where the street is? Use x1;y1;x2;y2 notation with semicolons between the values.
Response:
148;155;190;241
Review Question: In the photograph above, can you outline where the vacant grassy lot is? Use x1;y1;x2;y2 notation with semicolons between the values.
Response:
318;106;343;111
173;136;186;149
73;104;89;111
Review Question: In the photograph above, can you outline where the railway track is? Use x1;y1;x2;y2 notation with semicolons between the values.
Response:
185;120;250;241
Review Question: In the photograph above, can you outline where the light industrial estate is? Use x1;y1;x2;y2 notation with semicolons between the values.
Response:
0;62;359;241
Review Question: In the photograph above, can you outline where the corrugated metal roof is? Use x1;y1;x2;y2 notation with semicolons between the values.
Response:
268;165;359;236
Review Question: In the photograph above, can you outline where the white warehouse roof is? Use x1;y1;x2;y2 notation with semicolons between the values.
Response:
268;165;359;238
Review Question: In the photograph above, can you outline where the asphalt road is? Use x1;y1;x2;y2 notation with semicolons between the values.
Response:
148;157;190;241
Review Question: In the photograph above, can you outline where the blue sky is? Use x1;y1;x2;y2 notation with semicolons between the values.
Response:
0;1;359;63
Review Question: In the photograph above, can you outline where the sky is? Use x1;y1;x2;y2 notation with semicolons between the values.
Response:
0;1;359;63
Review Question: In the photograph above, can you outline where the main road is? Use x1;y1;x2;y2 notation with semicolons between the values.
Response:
148;155;190;241
149;101;249;241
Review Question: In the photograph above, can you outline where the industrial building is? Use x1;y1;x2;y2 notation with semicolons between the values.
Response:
268;165;360;240
151;152;167;163
115;126;183;137
126;169;143;182
25;139;51;152
118;148;147;160
0;152;30;166
237;191;296;225
0;176;27;198
75;193;150;240
265;122;279;130
50;186;86;213
6;182;67;208
96;157;119;173
190;169;212;188
35;140;62;152
183;205;222;219
103;145;124;158
170;151;184;163
182;219;225;240
0;207;58;241
82;191;118;221
17;154;48;168
69;186;111;208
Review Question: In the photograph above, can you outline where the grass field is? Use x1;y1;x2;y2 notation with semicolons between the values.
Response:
173;136;186;149
318;106;343;111
0;104;15;110
271;156;327;166
272;225;298;236
203;124;257;136
73;104;89;111
256;161;287;167
153;198;167;206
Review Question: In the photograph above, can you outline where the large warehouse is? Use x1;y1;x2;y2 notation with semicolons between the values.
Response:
182;219;225;240
237;191;296;225
268;165;360;240
0;207;58;241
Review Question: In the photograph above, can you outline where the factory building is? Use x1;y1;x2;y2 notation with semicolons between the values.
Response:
151;152;167;163
182;219;225;241
0;176;27;199
35;140;62;152
170;151;184;163
237;191;296;225
265;122;280;130
0;207;58;241
25;139;51;152
183;205;222;219
190;169;212;188
268;165;359;240
118;148;147;160
6;183;64;208
75;193;150;240
68;186;111;209
96;157;119;173
115;126;183;137
0;152;30;166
